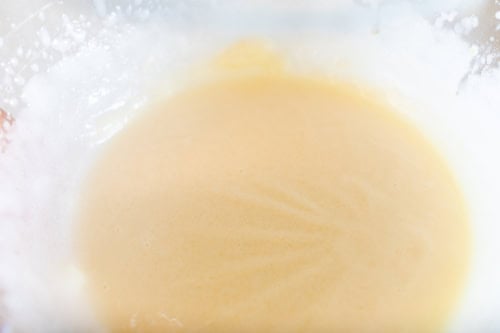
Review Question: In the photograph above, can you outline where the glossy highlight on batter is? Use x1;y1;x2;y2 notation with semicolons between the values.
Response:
76;42;470;333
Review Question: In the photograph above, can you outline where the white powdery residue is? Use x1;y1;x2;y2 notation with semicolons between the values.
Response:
30;64;40;73
71;28;87;44
61;14;73;33
496;11;500;20
132;96;148;110
455;15;479;35
5;66;15;76
126;4;133;15
486;53;495;65
14;76;25;86
447;69;500;333
93;0;108;17
41;50;49;60
0;37;4;48
435;10;459;28
138;8;151;20
61;14;87;44
103;11;119;27
51;39;71;54
8;99;18;107
470;44;479;57
87;86;111;105
38;26;51;47
354;0;382;8
0;25;133;332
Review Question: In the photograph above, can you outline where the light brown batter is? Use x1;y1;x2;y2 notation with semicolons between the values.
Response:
76;44;469;333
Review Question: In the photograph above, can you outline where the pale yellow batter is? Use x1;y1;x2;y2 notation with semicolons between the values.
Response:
76;43;469;332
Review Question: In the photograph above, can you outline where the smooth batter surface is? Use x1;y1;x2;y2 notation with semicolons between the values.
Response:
76;46;469;333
